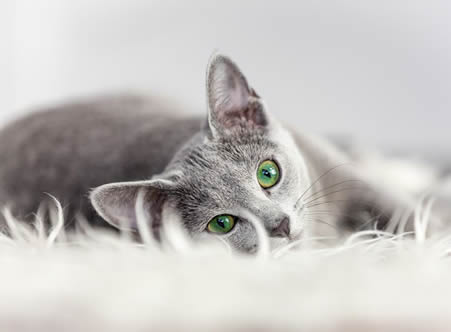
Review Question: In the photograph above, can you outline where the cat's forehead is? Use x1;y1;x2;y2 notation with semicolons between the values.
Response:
199;132;277;171
172;133;278;214
214;131;277;161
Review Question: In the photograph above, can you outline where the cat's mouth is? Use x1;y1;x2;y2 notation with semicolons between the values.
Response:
290;209;305;240
289;229;304;241
269;228;303;251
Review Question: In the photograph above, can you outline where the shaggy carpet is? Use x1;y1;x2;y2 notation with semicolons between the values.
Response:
0;155;450;332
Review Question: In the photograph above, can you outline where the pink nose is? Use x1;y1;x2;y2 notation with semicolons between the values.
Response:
270;216;290;238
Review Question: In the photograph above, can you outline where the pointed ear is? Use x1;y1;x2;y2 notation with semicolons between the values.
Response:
90;178;175;235
206;53;269;135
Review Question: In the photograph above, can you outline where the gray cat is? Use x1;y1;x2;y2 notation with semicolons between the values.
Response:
0;54;425;252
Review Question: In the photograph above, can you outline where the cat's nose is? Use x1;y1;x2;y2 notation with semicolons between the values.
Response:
270;216;290;238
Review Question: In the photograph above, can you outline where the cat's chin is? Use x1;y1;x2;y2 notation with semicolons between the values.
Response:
269;237;290;251
268;229;304;253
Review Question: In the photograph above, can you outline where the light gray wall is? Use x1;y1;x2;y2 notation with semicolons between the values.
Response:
0;1;14;117
5;0;451;156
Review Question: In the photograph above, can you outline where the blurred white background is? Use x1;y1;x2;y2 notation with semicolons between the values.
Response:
2;0;451;158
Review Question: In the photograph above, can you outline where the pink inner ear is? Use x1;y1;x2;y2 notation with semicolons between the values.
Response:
211;62;250;115
224;72;250;112
217;102;267;129
210;61;267;130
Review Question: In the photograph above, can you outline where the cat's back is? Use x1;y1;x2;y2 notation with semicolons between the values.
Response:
0;95;201;223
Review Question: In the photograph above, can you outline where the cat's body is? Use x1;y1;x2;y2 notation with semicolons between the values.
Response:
0;96;201;227
0;95;403;243
0;54;434;251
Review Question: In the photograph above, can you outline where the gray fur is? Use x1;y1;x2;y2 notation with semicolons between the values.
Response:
0;54;422;252
0;96;201;228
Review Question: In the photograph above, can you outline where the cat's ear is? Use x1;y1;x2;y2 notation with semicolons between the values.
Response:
90;177;176;236
206;53;269;136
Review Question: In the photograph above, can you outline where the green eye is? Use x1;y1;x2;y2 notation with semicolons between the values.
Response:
257;160;280;188
207;215;235;234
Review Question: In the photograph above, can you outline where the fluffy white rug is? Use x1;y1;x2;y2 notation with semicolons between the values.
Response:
0;156;450;332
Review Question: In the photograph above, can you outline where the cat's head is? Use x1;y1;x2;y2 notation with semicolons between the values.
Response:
90;54;311;253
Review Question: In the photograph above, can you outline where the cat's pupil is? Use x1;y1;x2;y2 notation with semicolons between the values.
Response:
217;218;225;228
262;169;271;178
